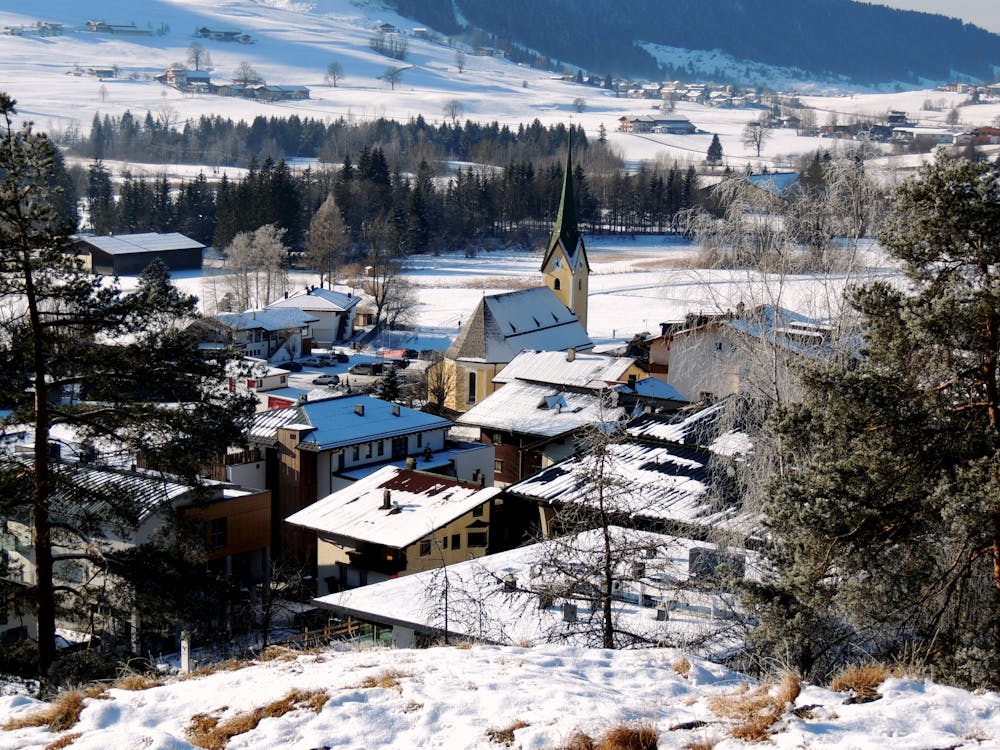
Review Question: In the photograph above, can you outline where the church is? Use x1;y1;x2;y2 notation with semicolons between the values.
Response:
433;134;593;414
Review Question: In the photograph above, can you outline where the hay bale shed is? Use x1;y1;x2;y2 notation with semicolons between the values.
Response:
74;232;205;275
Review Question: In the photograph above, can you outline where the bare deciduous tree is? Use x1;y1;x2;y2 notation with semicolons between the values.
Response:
742;121;769;157
224;223;289;310
325;61;344;87
454;50;467;73
187;42;211;71
382;66;404;90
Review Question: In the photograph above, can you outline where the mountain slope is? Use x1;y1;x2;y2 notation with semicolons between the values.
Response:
390;0;1000;83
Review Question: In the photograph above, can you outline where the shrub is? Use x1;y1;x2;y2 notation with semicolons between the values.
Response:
595;723;659;750
486;719;529;746
829;663;890;700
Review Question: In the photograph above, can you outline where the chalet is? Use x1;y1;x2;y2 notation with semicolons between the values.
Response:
228;394;491;566
192;309;318;363
891;126;957;146
86;20;151;36
654;305;832;403
617;115;697;134
287;466;500;594
267;287;361;345
195;27;249;42
507;402;755;542
493;349;643;391
316;527;752;652
73;232;205;275
971;126;1000;145
2;459;270;652
226;358;291;408
457;378;626;486
154;67;213;91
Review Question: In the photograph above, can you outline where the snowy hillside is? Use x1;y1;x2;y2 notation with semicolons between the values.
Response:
4;0;1000;174
1;644;998;749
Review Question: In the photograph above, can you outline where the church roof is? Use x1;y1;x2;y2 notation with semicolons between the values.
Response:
540;130;590;274
445;287;592;364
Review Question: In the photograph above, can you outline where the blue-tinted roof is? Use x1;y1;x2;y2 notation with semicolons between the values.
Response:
747;172;799;196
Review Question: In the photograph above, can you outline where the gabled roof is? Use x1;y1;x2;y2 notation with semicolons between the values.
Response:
75;232;205;255
615;377;687;403
540;131;590;275
286;465;500;548
318;526;753;651
626;400;729;446
268;287;361;313
506;431;755;537
672;305;832;358
212;309;319;333
446;287;592;363
248;394;453;451
494;350;635;390
456;380;625;438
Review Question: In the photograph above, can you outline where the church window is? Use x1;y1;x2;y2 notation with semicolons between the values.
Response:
467;371;477;403
553;278;561;291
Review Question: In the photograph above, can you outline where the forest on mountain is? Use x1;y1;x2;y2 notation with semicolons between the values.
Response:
389;0;1000;83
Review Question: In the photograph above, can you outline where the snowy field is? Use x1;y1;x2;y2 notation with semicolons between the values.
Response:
1;644;998;749
2;0;1000;180
152;235;898;350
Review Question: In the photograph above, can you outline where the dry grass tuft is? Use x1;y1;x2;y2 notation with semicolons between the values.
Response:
829;663;890;700
43;733;82;750
672;657;692;679
709;672;800;743
454;641;473;650
357;669;409;691
257;646;297;663
594;723;659;750
682;740;716;750
186;689;328;750
556;730;595;750
3;691;87;733
180;658;248;681
114;674;163;691
486;719;530;746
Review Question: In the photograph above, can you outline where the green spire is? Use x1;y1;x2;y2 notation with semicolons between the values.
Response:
547;130;580;256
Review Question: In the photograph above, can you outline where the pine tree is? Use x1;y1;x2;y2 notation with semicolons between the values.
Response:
0;95;253;682
707;134;723;165
748;154;1000;687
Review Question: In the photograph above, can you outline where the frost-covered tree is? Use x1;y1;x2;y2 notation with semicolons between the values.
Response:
305;194;350;288
224;223;288;309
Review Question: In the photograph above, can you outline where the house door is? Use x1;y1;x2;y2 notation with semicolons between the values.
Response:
391;436;408;458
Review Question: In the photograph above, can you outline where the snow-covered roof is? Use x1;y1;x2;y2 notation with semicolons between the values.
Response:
75;232;205;254
318;527;751;651
457;380;625;437
494;350;635;389
672;305;831;359
626;400;729;446
268;287;361;313
213;309;319;333
446;287;592;364
616;377;687;402
506;436;754;536
249;394;453;451
287;466;500;548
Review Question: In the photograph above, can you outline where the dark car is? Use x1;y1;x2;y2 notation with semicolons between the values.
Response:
284;361;303;372
348;362;386;376
332;351;350;363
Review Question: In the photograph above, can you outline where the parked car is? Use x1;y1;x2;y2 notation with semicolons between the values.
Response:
332;352;349;363
402;349;419;359
301;358;322;367
284;361;303;372
313;374;340;385
348;362;385;376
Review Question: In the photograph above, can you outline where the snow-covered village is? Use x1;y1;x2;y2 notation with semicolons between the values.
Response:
4;1;1000;748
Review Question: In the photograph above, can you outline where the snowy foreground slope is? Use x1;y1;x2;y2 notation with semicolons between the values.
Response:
1;645;998;749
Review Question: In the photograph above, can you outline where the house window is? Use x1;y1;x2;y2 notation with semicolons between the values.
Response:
209;518;228;550
553;278;561;291
467;532;487;548
472;505;484;518
578;278;582;290
247;379;256;389
715;341;723;351
416;432;423;448
442;536;449;549
352;445;360;462
494;459;503;473
419;540;431;556
467;372;477;404
377;441;384;457
365;442;372;459
451;534;461;550
280;376;287;384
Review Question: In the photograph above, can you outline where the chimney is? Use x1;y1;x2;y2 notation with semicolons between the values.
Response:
562;602;578;622
655;604;669;622
354;403;365;416
406;456;416;469
660;322;669;337
284;291;288;299
566;347;576;362
381;488;391;510
628;374;637;390
503;574;516;593
391;404;400;416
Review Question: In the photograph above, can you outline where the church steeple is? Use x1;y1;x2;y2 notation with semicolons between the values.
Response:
546;130;580;259
540;128;590;331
